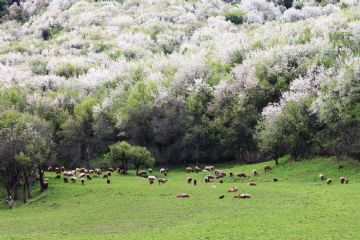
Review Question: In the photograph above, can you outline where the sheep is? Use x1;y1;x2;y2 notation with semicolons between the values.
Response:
148;176;156;184
202;169;209;173
80;168;86;173
107;172;112;177
86;174;92;180
138;171;147;177
55;174;61;179
89;170;94;174
219;180;223;183
204;166;214;172
176;193;190;198
252;170;258;176
319;174;325;181
340;177;346;184
81;178;85;185
95;168;102;175
237;173;246;178
207;175;215;181
229;172;233;177
264;165;272;172
43;179;49;189
239;194;251;199
273;178;278;182
248;182;256;186
327;178;332;185
60;166;65;172
55;167;60;174
194;179;197;186
204;177;209;183
186;167;193;173
194;166;201;173
48;167;53;172
219;195;224;199
227;187;238;193
158;178;168;184
107;179;111;184
160;168;166;174
108;168;115;172
79;173;86;178
187;177;192;184
70;176;77;183
103;174;108;179
215;170;226;178
148;168;153;174
63;177;68;183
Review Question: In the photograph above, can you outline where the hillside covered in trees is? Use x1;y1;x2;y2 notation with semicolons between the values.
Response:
0;0;359;174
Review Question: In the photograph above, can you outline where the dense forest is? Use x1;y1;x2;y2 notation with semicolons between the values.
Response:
0;0;359;201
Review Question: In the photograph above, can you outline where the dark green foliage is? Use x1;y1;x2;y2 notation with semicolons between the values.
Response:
224;10;245;25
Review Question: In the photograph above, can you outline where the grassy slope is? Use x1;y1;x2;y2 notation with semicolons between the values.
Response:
1;156;360;240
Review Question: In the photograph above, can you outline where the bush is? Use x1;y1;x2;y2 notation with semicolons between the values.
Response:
224;10;245;25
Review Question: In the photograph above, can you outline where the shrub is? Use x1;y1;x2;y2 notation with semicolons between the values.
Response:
224;10;245;25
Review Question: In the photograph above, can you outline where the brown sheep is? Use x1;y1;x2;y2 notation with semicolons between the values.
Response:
340;177;346;184
264;165;272;172
86;174;92;180
204;166;214;172
177;193;190;198
237;173;246;178
63;177;68;183
186;167;193;173
158;178;168;184
194;166;201;173
227;187;238;193
107;172;112;177
187;177;192;184
327;178;332;185
252;170;258;176
238;194;251;199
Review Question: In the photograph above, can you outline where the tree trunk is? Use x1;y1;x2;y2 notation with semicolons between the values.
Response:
85;146;91;169
136;166;139;176
273;152;279;165
23;181;27;203
38;167;46;192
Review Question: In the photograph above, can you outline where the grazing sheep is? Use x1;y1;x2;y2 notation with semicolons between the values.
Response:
95;168;102;175
204;166;214;172
138;171;147;177
219;195;224;199
207;175;215;181
103;174;108;179
79;173;86;178
186;167;193;173
148;168;153;174
55;175;61;179
264;165;272;172
86;174;92;180
327;178;332;185
229;172;233;177
48;167;53;172
80;168;86;173
107;172;112;177
148;176;156;184
158;178;168;184
215;170;226;178
248;182;256;186
55;167;60;174
187;177;192;184
252;170;258;176
70;176;77;183
204;177;209;183
60;167;65;172
63;177;68;183
202;169;209;173
238;194;251;199
81;178;85;185
237;173;246;178
319;174;325;181
176;193;190;198
273;178;278;182
194;179;197;186
160;168;166;173
194;166;201;173
43;179;49;189
107;179;111;184
227;187;238;193
340;177;346;184
89;170;94;174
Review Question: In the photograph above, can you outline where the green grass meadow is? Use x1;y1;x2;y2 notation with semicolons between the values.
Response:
1;157;360;240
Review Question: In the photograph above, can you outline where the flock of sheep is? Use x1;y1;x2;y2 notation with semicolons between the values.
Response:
45;165;350;199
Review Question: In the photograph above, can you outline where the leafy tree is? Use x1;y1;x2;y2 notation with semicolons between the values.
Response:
128;145;155;175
